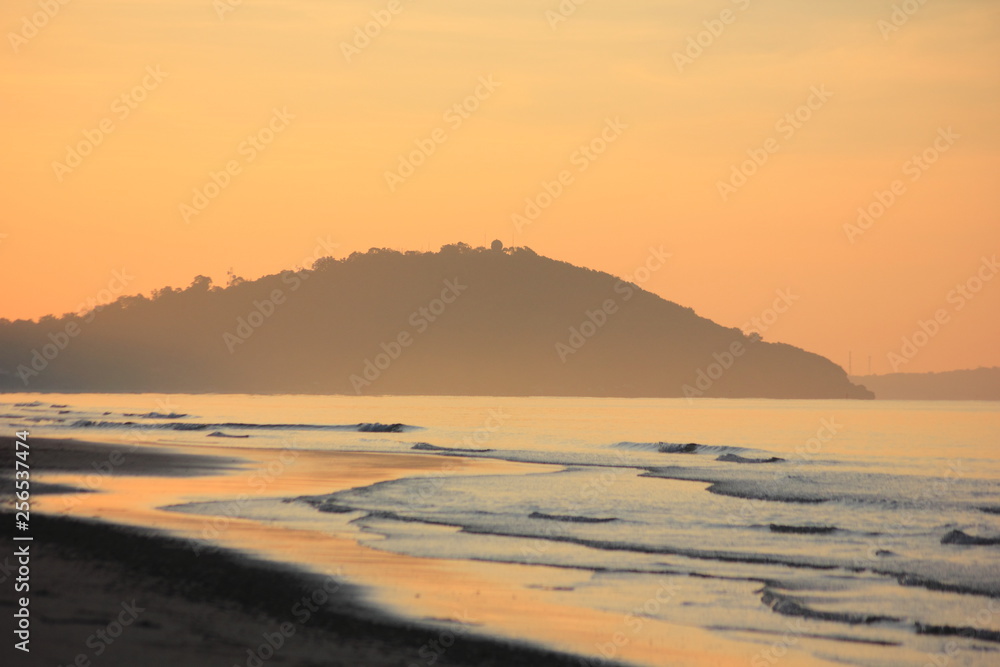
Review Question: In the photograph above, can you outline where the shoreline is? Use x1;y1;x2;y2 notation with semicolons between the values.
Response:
0;511;599;666
2;436;791;667
2;436;604;666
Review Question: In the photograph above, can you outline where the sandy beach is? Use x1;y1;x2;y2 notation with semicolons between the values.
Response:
1;437;599;666
1;435;779;667
4;511;627;667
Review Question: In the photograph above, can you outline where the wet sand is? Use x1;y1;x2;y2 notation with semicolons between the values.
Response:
2;437;592;666
2;512;620;667
1;436;808;666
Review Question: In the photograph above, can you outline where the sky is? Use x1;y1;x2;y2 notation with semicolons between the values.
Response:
1;0;998;375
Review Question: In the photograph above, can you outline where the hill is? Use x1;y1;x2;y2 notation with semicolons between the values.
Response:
0;244;873;398
851;367;1000;401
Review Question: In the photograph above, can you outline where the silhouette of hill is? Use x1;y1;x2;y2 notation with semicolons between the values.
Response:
852;367;1000;401
0;244;872;398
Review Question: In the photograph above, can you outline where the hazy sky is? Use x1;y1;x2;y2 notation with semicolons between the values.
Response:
2;0;998;374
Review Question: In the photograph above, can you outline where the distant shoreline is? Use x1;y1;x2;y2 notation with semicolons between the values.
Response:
1;387;994;400
851;367;1000;401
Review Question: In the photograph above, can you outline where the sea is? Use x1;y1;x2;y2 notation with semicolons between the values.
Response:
4;394;999;666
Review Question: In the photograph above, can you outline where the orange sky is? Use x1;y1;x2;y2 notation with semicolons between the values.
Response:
2;0;998;374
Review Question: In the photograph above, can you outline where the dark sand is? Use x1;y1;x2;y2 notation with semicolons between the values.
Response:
0;437;606;666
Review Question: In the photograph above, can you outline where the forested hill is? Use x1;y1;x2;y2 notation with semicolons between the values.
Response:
0;244;872;399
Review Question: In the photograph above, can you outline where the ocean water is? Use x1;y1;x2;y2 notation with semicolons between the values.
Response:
5;394;1000;666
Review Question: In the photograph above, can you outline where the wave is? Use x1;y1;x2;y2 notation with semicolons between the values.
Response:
717;454;785;464
614;441;757;456
528;512;618;524
357;423;409;432
68;419;418;433
760;587;900;625
14;416;68;424
915;623;1000;644
639;466;988;509
706;625;901;647
336;504;1000;599
890;572;999;598
768;524;838;535
451;527;846;572
641;469;833;504
298;499;357;514
941;530;1000;546
763;587;1000;644
331;505;847;573
123;411;189;419
207;431;250;439
412;443;494;454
